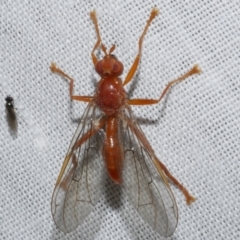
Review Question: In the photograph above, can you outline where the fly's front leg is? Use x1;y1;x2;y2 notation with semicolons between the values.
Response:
90;10;102;66
123;8;159;86
128;64;201;105
50;63;93;102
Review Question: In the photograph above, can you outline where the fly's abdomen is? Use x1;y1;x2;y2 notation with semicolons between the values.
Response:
103;115;123;183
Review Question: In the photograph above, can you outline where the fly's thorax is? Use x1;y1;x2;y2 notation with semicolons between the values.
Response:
94;77;126;115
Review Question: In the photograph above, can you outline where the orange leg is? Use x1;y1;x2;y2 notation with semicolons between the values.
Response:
72;116;106;151
90;10;102;66
128;64;201;105
59;153;78;190
55;117;106;188
50;63;93;102
123;8;159;86
125;114;195;204
155;159;196;205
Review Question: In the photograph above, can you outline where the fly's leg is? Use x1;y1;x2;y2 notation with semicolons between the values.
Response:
125;114;195;204
127;64;200;202
154;159;196;204
58;153;78;190
72;116;106;150
50;63;93;102
128;64;201;105
55;116;106;188
90;10;102;66
123;8;159;86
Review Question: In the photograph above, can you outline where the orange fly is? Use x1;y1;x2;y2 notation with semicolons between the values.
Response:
50;8;201;236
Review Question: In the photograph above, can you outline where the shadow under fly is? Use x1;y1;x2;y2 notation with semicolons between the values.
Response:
5;95;18;133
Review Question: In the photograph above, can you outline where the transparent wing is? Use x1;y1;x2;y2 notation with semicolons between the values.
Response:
121;105;178;237
51;102;106;233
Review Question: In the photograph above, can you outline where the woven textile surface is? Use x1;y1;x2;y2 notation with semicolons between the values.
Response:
0;1;239;239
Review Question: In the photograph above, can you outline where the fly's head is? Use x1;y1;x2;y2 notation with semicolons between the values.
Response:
5;96;14;111
95;44;124;78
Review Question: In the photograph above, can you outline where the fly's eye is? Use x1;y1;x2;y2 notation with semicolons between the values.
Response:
112;61;123;75
95;61;103;74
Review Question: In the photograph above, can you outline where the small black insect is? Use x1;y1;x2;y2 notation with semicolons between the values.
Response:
5;95;18;132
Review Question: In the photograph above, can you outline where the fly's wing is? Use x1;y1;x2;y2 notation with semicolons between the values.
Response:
51;102;106;233
121;105;178;237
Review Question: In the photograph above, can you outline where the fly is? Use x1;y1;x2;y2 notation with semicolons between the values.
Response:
5;95;18;132
50;8;201;236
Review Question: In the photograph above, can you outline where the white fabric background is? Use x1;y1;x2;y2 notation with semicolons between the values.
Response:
0;0;239;239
